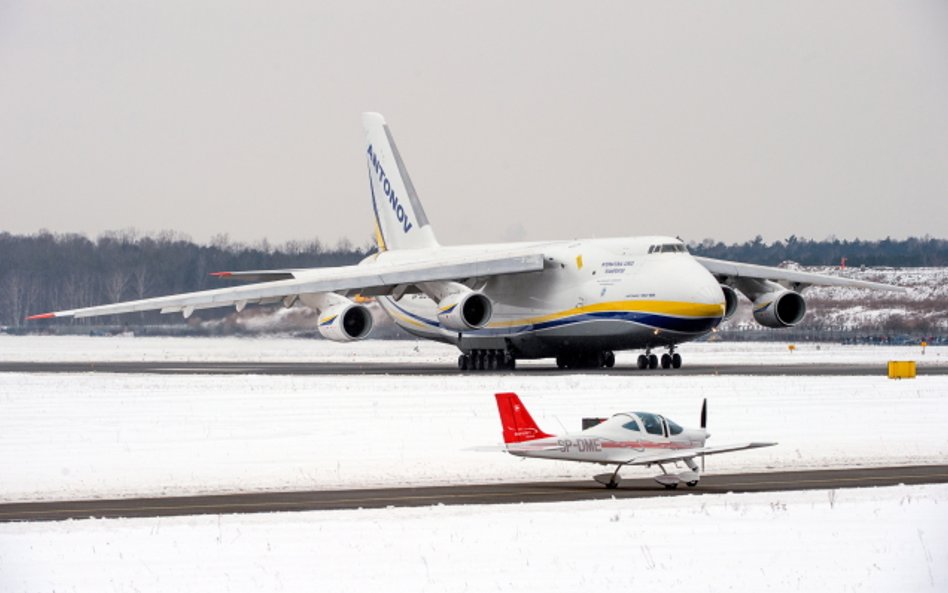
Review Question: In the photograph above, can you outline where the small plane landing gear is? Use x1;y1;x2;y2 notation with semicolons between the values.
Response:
458;349;516;371
595;466;624;489
686;480;699;488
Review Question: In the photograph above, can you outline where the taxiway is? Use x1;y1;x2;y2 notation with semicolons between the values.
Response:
2;465;946;522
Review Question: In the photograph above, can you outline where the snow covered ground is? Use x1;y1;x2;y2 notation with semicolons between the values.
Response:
0;337;946;502
2;485;946;593
1;337;946;592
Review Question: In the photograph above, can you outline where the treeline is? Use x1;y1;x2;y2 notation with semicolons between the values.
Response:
0;230;372;328
688;235;948;267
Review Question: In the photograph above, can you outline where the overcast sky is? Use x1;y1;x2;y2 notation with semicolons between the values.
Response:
2;1;947;248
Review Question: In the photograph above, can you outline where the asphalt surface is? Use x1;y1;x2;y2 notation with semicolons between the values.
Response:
1;360;945;376
2;465;946;523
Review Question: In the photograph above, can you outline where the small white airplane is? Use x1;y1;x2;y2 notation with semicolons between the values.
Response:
494;392;776;489
29;113;903;370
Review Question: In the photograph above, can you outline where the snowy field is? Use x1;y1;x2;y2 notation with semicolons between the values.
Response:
1;337;946;502
1;336;947;592
2;484;946;593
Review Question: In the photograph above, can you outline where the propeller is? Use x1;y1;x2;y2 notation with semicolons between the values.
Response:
700;398;708;472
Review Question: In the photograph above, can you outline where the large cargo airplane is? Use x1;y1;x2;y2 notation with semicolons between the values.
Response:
29;113;902;370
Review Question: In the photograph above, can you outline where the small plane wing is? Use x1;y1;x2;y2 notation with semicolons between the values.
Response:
28;252;544;320
694;256;905;292
621;441;777;466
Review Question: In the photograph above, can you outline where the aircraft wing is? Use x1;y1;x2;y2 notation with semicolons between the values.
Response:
694;256;905;292
28;252;545;320
622;442;777;466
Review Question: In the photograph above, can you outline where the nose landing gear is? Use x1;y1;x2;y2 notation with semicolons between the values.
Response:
638;347;683;370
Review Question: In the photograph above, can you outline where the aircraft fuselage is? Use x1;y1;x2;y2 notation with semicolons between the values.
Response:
374;235;726;359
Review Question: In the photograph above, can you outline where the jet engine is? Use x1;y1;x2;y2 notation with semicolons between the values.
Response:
752;290;806;328
437;290;493;331
720;285;739;321
317;302;374;342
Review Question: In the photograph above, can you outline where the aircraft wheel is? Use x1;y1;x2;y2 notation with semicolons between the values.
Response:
487;352;498;370
686;480;699;488
648;354;659;369
503;354;516;370
603;351;615;368
474;352;485;371
458;354;470;371
663;483;678;490
637;354;648;369
605;481;618;490
660;353;672;369
556;356;567;369
672;353;682;369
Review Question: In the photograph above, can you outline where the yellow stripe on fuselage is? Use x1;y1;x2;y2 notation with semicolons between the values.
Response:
487;300;725;329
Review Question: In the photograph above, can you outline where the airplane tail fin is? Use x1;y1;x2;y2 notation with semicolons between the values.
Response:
494;393;554;444
362;113;439;252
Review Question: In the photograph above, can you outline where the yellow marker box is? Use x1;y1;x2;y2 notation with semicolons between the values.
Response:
887;361;917;379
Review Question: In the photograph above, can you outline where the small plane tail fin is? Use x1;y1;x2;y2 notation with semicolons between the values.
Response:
494;392;554;444
362;112;439;252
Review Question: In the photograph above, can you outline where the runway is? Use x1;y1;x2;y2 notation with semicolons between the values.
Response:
2;465;946;523
1;360;946;376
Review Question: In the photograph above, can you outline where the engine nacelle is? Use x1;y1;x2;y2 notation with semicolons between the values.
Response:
317;303;374;342
437;290;493;331
720;285;739;321
752;290;806;328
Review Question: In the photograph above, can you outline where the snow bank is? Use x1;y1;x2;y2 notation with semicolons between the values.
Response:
1;484;945;593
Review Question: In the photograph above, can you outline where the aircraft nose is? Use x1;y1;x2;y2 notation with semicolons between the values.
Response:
666;257;727;323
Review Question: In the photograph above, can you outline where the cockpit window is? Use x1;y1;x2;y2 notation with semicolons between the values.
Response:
621;420;640;432
666;419;684;435
648;244;687;254
634;412;664;436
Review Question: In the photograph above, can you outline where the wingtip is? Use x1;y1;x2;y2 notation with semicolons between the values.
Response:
209;272;233;278
27;313;56;320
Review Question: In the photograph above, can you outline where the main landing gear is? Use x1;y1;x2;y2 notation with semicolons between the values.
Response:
555;351;615;370
458;349;516;371
652;460;701;489
636;346;683;370
595;461;701;490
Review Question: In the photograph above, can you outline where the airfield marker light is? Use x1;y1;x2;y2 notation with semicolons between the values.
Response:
788;344;796;353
